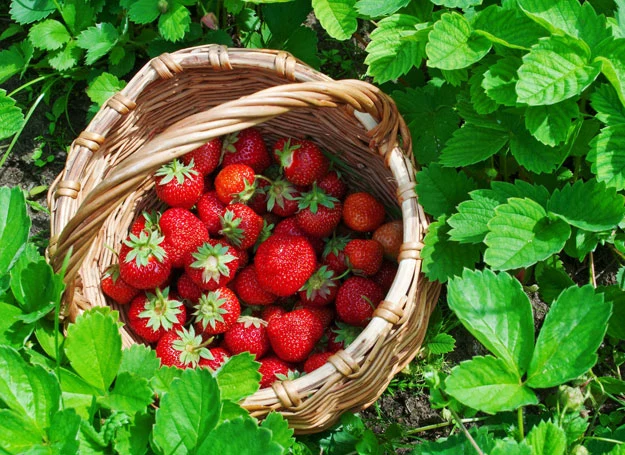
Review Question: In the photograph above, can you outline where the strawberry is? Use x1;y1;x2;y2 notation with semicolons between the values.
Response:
199;347;231;371
373;220;403;260
253;219;274;252
219;203;263;250
159;208;209;268
267;308;324;362
156;326;212;368
128;287;186;343
230;244;249;269
335;277;383;327
247;178;270;215
322;234;350;275
273;217;324;256
177;273;202;303
303;351;333;374
181;138;222;175
342;192;386;232
261;305;287;323
317;170;347;200
344;239;383;276
184;239;240;290
223;316;270;359
222;128;271;173
254;234;317;297
154;159;204;209
326;322;361;352
119;231;171;290
266;177;302;217
197;190;226;235
193;287;241;336
298;265;339;307
232;265;277;306
101;264;139;305
372;260;398;292
214;164;256;204
258;356;297;388
274;138;329;186
130;211;160;236
294;302;334;329
295;185;342;238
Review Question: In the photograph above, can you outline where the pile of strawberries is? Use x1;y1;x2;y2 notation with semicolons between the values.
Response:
101;128;403;388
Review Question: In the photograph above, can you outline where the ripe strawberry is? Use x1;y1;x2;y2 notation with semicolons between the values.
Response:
261;305;287;323
303;351;333;374
222;128;271;173
197;190;226;235
335;277;383;327
247;178;270;215
199;347;231;371
274;138;329;186
177;273;202;303
219;203;263;250
344;239;383;276
184;239;240;290
181;138;222;175
223;316;270;359
273;217;324;256
298;265;338;307
214;164;256;204
128;287;186;343
322;234;350;275
372;260;398;292
258;356;297;388
266;177;301;217
295;185;342;238
232;265;277;306
156;326;212;368
230;244;249;269
267;309;324;362
373;220;403;260
193;287;241;336
294;302;334;329
317;170;347;200
130;211;160;236
119;231;171;290
342;192;386;232
159;208;209;268
155;159;204;209
101;264;139;305
255;234;317;297
326;322;362;352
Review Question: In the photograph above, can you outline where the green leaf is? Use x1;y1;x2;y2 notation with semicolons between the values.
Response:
46;409;81;454
128;0;160;24
224;0;244;14
158;2;191;42
517;0;597;44
283;26;321;69
262;0;311;43
64;309;122;391
427;333;456;355
473;5;547;50
430;0;482;7
448;269;534;374
61;0;98;34
0;409;44;453
439;123;510;167
484;198;571;270
526;420;567;455
601;285;625;340
219;400;249;422
261;413;295;451
483;55;523;107
535;256;575;304
421;216;482;283
492;440;532;455
10;0;55;24
415;164;477;218
413;427;496;455
119;344;160;381
49;41;82;71
0;187;30;276
448;194;500;244
10;259;63;317
486;180;551;208
527;285;611;388
113;413;152;455
525;99;579;146
354;0;409;17
0;302;30;347
312;0;357;40
588;125;625;190
76;23;119;65
0;45;28;84
516;35;601;105
509;125;568;174
365;15;429;83
426;12;492;70
591;83;625;126
198;417;283;454
100;372;153;414
0;90;25;141
86;72;126;106
153;368;221;455
445;356;538;413
28;19;70;51
214;352;261;402
596;39;625;107
469;64;498;115
151;366;183;395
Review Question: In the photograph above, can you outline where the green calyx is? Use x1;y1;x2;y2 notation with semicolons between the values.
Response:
138;287;183;332
123;230;167;267
222;131;240;154
322;233;351;260
297;183;338;214
253;220;274;252
193;290;229;330
301;265;336;300
155;158;198;185
332;321;361;346
172;326;214;367
237;315;267;329
219;210;244;248
275;138;301;169
266;177;297;211
233;177;257;204
275;369;302;381
190;242;237;284
103;263;121;282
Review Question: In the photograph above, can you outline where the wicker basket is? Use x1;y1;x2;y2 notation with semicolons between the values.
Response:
47;45;441;433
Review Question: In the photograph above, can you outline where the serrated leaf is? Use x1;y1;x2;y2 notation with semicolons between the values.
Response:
526;420;567;455
214;353;261;402
283;26;320;69
428;333;456;355
563;225;599;261
527;285;611;388
354;0;409;17
484;198;571;270
440;68;468;87
448;269;534;373
0;302;30;348
595;38;625;108
439;123;509;167
86;72;126;106
151;366;183;395
487;180;551;208
128;0;160;24
448;194;500;244
0;45;28;84
525;99;579;146
445;356;538;413
76;23;119;65
492;440;532;455
426;12;491;70
421;216;482;283
509;125;568;174
48;408;82;455
0;90;25;141
365;15;429;83
516;35;601;105
61;0;99;34
483;55;522;107
430;0;482;7
588;124;625;190
49;41;82;71
535;256;575;304
470;64;498;114
413;427;496;455
261;413;295;451
591;84;625;126
0;187;30;275
602;285;625;340
119;344;160;381
28;19;70;51
473;5;547;50
312;0;357;40
10;259;63;317
0;409;44;452
10;0;55;24
262;0;312;43
100;372;153;414
198;417;283;454
158;2;191;42
415;164;477;218
113;413;152;455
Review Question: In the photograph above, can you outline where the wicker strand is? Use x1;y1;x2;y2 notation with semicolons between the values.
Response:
150;52;183;79
106;93;137;115
272;380;302;409
54;180;81;199
396;181;417;203
275;51;297;81
373;300;404;325
398;241;424;261
74;131;105;152
328;350;360;377
207;45;233;70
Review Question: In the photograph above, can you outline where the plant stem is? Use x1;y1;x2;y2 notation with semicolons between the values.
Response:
405;417;487;435
590;251;597;288
518;407;525;441
583;437;625;445
450;408;485;455
8;74;55;97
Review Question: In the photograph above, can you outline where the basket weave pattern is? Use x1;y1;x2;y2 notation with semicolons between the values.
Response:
47;45;441;433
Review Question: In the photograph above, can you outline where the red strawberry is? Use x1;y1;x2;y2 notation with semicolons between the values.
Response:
303;351;333;374
197;191;226;235
101;264;140;305
222;128;271;173
317;170;347;200
294;302;334;329
181;138;222;175
219;204;263;250
372;260;398;292
273;217;324;256
159;208;209;268
342;192;386;232
119;231;172;290
155;159;204;209
335;277;383;327
130;211;160;236
230;244;249;269
295;185;342;238
184;239;240;290
128;287;186;343
258;356;297;388
223;316;270;359
261;305;287;323
274;138;329;186
233;265;277;306
247;178;270;215
267;309;324;362
298;265;338;307
156;326;212;368
266;177;302;217
322;234;350;275
326;322;362;352
373;220;403;260
199;347;231;371
177;273;202;303
193;287;241;336
344;239;383;276
214;164;256;204
254;234;317;297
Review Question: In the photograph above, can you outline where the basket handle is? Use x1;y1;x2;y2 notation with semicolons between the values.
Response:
50;79;411;283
